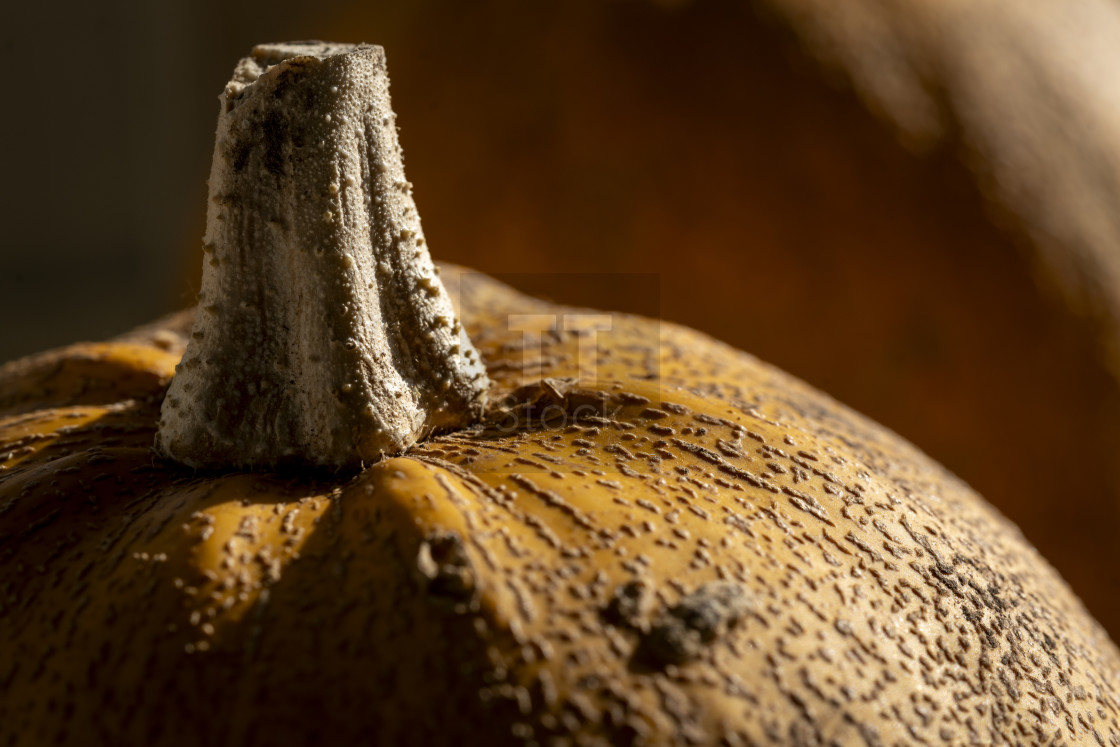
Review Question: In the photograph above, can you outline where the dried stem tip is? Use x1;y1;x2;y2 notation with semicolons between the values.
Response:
156;43;489;470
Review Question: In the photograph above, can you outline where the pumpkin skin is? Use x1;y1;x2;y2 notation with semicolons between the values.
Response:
2;266;1119;745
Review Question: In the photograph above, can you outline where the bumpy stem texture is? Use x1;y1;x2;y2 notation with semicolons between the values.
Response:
156;43;489;470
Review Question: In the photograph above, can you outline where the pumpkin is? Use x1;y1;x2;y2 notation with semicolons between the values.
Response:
3;41;1120;746
7;263;1120;745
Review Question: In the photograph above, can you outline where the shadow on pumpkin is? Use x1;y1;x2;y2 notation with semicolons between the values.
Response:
1;413;528;746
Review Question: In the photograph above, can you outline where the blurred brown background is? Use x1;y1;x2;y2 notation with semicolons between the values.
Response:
0;2;409;362
7;0;1120;637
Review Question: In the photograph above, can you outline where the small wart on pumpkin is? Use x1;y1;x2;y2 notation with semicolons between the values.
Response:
635;581;753;667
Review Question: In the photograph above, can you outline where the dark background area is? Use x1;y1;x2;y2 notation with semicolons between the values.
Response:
0;2;442;362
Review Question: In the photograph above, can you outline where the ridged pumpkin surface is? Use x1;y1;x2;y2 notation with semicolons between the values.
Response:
2;266;1118;745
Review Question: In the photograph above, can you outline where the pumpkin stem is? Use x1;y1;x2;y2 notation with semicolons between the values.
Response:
156;42;489;470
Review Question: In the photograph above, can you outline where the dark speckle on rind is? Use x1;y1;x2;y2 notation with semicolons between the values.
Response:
603;579;653;629
416;530;477;607
636;582;753;667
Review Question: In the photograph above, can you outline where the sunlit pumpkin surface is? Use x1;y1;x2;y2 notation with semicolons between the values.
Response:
2;267;1118;745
